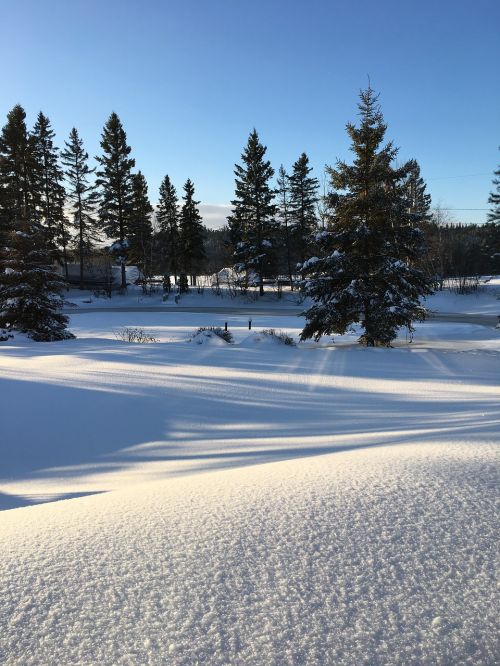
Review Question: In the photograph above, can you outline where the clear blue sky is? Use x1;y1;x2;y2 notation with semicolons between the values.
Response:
1;0;499;225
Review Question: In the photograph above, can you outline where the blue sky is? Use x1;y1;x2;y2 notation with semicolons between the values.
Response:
1;0;499;226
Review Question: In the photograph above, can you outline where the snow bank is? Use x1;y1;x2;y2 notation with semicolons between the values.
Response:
189;328;230;346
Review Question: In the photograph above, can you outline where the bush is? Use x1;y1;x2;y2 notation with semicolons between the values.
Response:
114;327;159;343
261;328;295;345
0;328;14;342
190;326;234;343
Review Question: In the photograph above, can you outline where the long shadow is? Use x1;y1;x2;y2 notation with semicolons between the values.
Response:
1;340;499;512
0;490;106;511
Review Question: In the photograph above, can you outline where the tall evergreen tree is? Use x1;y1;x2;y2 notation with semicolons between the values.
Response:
0;106;73;341
128;171;154;281
95;112;135;291
61;128;99;289
32;112;69;275
487;150;500;224
179;178;205;286
301;87;434;347
156;174;180;281
276;165;294;288
288;152;319;273
0;105;36;235
228;129;277;295
404;160;432;224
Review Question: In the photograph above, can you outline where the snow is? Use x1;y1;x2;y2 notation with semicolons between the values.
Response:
189;328;229;346
0;309;499;664
425;277;500;315
62;275;500;317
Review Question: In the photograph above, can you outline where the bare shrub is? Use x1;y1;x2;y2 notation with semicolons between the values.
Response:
261;328;295;345
114;327;159;343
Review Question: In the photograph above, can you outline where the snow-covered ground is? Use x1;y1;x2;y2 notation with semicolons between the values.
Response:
425;277;500;315
62;276;500;315
0;312;499;664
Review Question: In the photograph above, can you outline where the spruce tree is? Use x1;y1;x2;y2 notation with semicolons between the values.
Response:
228;129;277;295
487;150;500;224
179;179;205;287
0;106;36;236
95;112;135;291
276;165;294;288
128;171;154;282
288;152;319;273
0;221;74;340
32;112;69;276
61;128;99;289
0;105;33;301
405;160;432;224
301;87;434;347
156;174;180;281
0;106;73;341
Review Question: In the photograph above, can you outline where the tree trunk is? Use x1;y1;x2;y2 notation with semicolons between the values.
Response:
121;261;126;291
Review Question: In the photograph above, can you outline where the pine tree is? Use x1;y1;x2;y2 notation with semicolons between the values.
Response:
228;129;277;295
179;179;205;286
404;160;432;224
0;106;36;236
0;106;73;341
156;174;180;281
288;152;319;273
32;112;69;276
61;128;99;289
128;171;153;282
276;165;294;288
488;150;500;224
95;112;135;291
301;87;434;347
0;221;74;340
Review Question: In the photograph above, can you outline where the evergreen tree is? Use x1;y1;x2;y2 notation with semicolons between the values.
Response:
0;106;73;341
32;112;69;275
487;150;500;224
404;160;432;224
179;178;205;286
301;87;434;347
0;220;74;340
61;128;99;289
156;174;180;281
228;129;277;295
95;112;135;291
0;105;36;236
276;165;294;288
0;105;33;302
288;152;319;273
128;171;154;282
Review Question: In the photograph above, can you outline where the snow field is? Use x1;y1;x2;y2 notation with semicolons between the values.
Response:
0;311;499;664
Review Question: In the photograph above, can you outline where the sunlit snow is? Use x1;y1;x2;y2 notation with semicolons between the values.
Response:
0;300;498;665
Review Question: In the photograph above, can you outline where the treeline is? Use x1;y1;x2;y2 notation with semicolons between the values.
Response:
0;105;211;339
422;219;500;292
0;94;499;342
